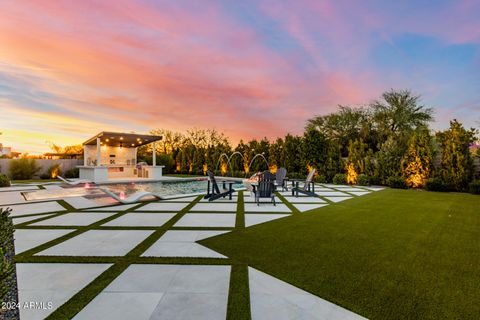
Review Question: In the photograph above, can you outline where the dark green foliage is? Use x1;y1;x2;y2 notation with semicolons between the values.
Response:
377;135;409;184
468;180;480;194
0;208;16;311
8;158;41;180
156;154;175;173
436;120;476;191
333;173;346;185
386;176;408;189
0;174;10;187
425;178;451;192
314;175;327;183
357;174;370;186
64;167;80;179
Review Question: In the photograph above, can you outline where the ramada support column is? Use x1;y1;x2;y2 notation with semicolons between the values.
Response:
96;137;101;166
152;142;156;166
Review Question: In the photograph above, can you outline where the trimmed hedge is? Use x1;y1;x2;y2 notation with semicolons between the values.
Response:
0;175;10;188
0;207;18;319
425;178;450;192
64;167;80;179
357;174;370;186
468;180;480;195
333;173;346;185
387;176;408;189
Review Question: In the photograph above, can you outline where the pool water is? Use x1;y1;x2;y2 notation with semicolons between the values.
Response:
104;179;244;197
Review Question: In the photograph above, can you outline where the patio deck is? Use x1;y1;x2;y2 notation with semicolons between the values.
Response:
0;183;383;319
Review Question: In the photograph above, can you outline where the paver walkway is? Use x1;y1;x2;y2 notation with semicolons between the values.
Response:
0;182;380;319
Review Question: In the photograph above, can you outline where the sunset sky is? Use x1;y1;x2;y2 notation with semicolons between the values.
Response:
0;0;479;154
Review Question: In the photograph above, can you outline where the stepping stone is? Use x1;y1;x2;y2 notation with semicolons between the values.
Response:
75;264;230;320
346;191;371;196
165;196;199;202
37;230;154;256
0;191;28;205
0;185;38;192
74;292;164;320
332;187;366;192
31;212;118;226
1;201;65;216
102;212;176;227
199;196;238;203
245;214;290;227
243;194;280;203
64;197;112;209
17;263;111;320
12;214;56;225
89;204;138;211
283;196;326;203
324;196;353;203
14;229;74;254
142;230;228;258
361;186;385;191
139;202;189;212
190;202;237;212
292;203;329;212
315;191;348;197
244;203;291;213
174;213;236;227
249;267;366;320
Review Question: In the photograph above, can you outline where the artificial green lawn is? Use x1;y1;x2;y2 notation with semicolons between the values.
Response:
201;189;480;319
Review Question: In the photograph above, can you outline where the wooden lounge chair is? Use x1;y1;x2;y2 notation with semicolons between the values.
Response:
291;169;317;197
253;171;276;206
57;176;92;185
99;188;163;204
204;171;236;201
275;167;288;191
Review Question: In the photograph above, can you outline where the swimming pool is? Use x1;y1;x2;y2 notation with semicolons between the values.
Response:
105;178;244;197
23;178;245;201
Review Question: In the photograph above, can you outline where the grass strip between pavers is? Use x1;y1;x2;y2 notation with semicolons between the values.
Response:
275;192;301;214
235;191;245;228
45;195;203;319
226;263;251;320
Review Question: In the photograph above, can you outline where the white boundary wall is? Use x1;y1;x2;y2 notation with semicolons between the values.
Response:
0;159;82;177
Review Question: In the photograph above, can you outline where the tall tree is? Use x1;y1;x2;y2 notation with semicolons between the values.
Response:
372;89;434;141
436;120;477;190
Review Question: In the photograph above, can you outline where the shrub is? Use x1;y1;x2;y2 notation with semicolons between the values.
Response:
314;174;327;183
0;175;10;187
425;177;450;192
64;167;79;179
8;158;41;180
333;173;346;185
39;173;51;180
369;176;381;186
468;180;480;195
387;176;408;189
157;154;175;174
357;174;370;186
0;207;18;318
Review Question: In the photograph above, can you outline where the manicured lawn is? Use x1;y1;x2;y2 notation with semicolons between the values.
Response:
201;189;480;319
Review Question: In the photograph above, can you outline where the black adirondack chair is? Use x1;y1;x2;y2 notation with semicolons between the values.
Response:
275;167;288;191
291;169;316;197
204;171;236;201
252;171;276;206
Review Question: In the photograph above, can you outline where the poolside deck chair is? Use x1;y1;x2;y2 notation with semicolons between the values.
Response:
99;188;163;204
275;167;288;191
58;176;92;185
252;172;276;206
204;171;236;201
291;169;316;197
